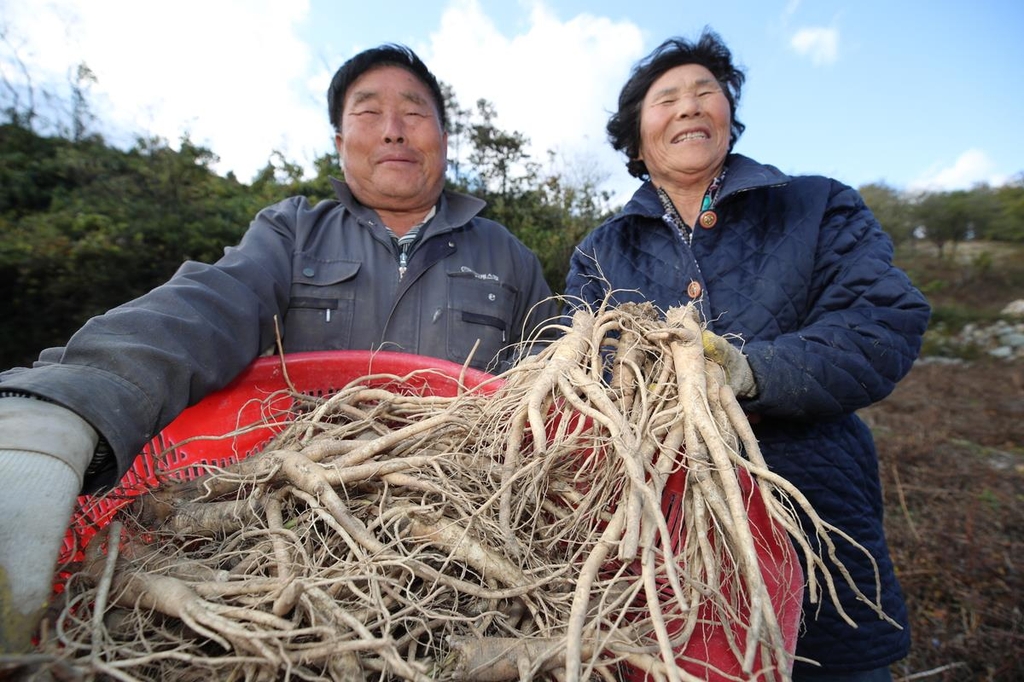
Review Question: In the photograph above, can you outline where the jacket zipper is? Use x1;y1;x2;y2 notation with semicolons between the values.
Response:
398;244;411;280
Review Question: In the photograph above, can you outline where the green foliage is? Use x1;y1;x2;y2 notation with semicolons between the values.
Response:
969;249;994;275
250;150;338;205
918;329;986;361
441;90;615;294
860;179;1024;258
860;182;915;245
465;99;534;198
4;71;1020;371
0;87;616;367
0;125;266;367
910;187;1002;257
894;241;1024;361
0;123;89;214
987;177;1024;241
927;304;1001;333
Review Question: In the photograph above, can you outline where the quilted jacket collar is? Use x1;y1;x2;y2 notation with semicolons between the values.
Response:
619;153;792;218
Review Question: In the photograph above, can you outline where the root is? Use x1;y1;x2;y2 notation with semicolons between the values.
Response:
40;298;886;681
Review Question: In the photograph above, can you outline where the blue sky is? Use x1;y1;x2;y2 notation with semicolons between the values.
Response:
3;0;1022;204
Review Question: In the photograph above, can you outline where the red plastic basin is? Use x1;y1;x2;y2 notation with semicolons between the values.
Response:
59;351;497;564
57;350;801;678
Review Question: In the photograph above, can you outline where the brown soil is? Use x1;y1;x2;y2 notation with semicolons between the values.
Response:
861;357;1024;681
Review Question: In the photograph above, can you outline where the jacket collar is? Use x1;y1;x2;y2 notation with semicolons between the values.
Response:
329;178;487;235
618;153;792;219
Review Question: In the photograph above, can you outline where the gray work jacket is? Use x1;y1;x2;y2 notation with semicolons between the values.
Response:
1;180;557;490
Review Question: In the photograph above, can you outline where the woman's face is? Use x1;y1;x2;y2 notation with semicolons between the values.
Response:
637;63;732;187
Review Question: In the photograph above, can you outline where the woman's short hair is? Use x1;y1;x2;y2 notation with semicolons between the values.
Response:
608;28;746;179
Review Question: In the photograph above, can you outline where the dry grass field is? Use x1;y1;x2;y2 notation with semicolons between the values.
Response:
862;241;1024;680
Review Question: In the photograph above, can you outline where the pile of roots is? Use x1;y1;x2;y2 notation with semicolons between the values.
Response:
27;301;889;681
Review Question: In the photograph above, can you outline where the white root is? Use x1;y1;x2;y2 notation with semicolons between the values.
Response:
43;298;886;682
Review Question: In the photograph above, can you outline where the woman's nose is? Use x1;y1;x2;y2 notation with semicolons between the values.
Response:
676;94;700;117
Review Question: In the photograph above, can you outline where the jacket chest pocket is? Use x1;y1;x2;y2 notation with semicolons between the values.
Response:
446;270;518;370
284;258;361;351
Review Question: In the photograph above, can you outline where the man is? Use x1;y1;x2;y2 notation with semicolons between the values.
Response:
0;44;557;652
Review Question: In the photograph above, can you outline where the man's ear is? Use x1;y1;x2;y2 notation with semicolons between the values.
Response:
333;132;347;175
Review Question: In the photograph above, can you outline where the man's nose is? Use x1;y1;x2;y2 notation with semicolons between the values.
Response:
382;110;406;143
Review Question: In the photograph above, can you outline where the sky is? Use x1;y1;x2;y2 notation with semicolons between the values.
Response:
2;0;1022;205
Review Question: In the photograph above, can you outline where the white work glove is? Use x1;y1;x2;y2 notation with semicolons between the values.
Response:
0;397;98;653
702;330;757;398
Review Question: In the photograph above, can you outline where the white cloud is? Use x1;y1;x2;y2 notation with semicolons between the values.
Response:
2;0;644;197
3;0;326;181
424;0;645;201
789;27;839;66
908;149;1009;192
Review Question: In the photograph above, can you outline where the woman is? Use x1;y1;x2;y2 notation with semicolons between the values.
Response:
564;29;930;681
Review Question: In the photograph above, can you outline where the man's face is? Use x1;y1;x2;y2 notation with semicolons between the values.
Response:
335;65;448;216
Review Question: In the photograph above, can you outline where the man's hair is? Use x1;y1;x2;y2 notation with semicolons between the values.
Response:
327;43;447;133
607;28;747;179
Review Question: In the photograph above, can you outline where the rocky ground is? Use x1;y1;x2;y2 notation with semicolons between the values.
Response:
860;356;1023;680
842;241;1024;680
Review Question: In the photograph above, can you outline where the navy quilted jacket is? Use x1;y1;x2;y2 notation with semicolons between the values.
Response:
565;154;931;673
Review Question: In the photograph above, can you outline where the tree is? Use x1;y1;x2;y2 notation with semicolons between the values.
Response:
859;182;915;246
530;151;615;290
69;62;97;142
0;68;627;364
435;92;617;294
988;176;1024;242
466;99;534;198
250;149;336;205
440;81;471;185
0;121;69;214
0;28;39;130
912;189;995;258
0;129;261;367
